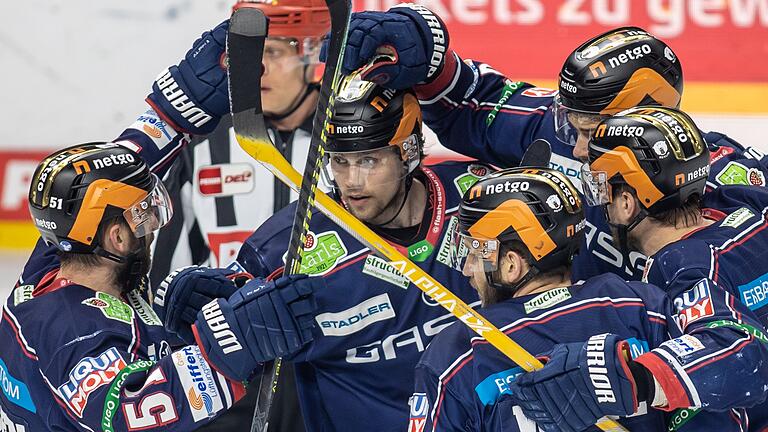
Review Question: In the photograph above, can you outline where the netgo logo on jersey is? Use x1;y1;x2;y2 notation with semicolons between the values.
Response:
674;279;714;329
58;347;127;417
197;163;255;197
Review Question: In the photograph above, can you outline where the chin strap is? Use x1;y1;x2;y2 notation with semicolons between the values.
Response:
606;206;648;271
485;265;540;297
265;83;319;121
93;237;149;295
376;175;414;227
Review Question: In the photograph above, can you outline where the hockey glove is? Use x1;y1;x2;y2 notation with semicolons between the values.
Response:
508;334;647;432
321;4;451;89
153;265;248;344
146;21;229;135
192;274;321;382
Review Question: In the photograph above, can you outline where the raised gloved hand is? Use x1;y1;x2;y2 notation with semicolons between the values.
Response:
192;274;321;382
146;21;229;135
321;4;451;89
508;334;647;432
153;265;249;344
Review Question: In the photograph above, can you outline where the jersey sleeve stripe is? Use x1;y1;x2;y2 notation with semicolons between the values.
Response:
3;304;38;360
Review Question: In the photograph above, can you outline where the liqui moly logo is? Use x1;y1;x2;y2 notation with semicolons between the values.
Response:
58;347;126;417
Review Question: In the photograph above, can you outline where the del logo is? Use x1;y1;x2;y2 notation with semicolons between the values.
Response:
673;280;714;329
289;231;348;276
58;347;127;417
315;293;396;336
521;87;556;98
82;292;134;324
197;163;255;197
407;393;428;432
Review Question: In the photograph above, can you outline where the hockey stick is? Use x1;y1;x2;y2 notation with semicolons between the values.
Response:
227;12;626;431
227;3;352;431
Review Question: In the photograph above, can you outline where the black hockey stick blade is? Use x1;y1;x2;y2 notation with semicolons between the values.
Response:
226;9;274;432
519;139;552;168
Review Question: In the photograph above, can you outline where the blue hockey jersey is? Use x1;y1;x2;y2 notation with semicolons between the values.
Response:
412;273;768;432
235;162;487;432
417;53;768;282
0;240;246;431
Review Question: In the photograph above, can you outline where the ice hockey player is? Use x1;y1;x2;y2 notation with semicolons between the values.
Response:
162;70;488;431
330;6;768;282
411;166;766;431
508;107;768;431
0;143;321;431
146;2;331;430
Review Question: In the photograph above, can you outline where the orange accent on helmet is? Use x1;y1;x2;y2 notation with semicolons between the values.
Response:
590;145;665;207
600;68;682;115
68;179;148;245
468;199;557;261
232;0;330;39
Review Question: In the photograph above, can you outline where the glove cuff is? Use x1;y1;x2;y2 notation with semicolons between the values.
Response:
390;4;449;82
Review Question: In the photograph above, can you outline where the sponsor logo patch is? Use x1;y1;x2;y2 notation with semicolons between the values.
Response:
58;347;126;417
486;80;526;126
709;146;736;164
521;87;556;98
12;285;34;306
662;335;705;358
436;216;459;269
738;271;768;311
287;231;348;276
82;292;134;324
673;280;714;329
125;290;162;326
721;207;755;228
408;239;434;262
172;345;224;422
197;163;255;197
0;358;36;413
315;294;396;336
474;366;524;406
407;393;429;432
453;164;487;197
362;255;410;290
524;287;571;314
715;161;763;186
128;109;174;150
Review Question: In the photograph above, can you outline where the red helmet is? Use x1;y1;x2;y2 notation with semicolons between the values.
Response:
232;0;331;40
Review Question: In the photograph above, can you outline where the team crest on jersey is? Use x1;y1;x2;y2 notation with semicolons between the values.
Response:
673;280;714;329
82;292;134;324
283;231;348;276
408;393;429;432
197;163;255;197
58;347;127;417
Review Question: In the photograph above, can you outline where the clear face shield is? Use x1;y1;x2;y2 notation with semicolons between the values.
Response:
579;163;612;206
123;174;173;239
322;135;421;190
264;36;322;82
552;94;608;147
448;223;500;276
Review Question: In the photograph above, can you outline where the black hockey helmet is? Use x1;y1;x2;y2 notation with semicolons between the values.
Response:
581;106;709;215
324;70;423;180
554;27;683;146
451;167;584;292
28;143;173;258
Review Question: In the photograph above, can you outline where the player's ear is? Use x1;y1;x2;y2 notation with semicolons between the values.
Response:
617;190;640;222
103;219;134;256
502;249;528;285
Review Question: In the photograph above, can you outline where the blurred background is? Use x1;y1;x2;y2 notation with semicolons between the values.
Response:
1;0;766;292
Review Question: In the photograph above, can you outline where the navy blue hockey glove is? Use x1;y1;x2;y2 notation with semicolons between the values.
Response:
192;274;321;382
508;334;642;432
321;4;450;89
153;265;248;345
147;21;229;135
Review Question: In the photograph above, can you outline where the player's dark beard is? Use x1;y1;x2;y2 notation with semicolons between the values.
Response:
115;238;152;295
